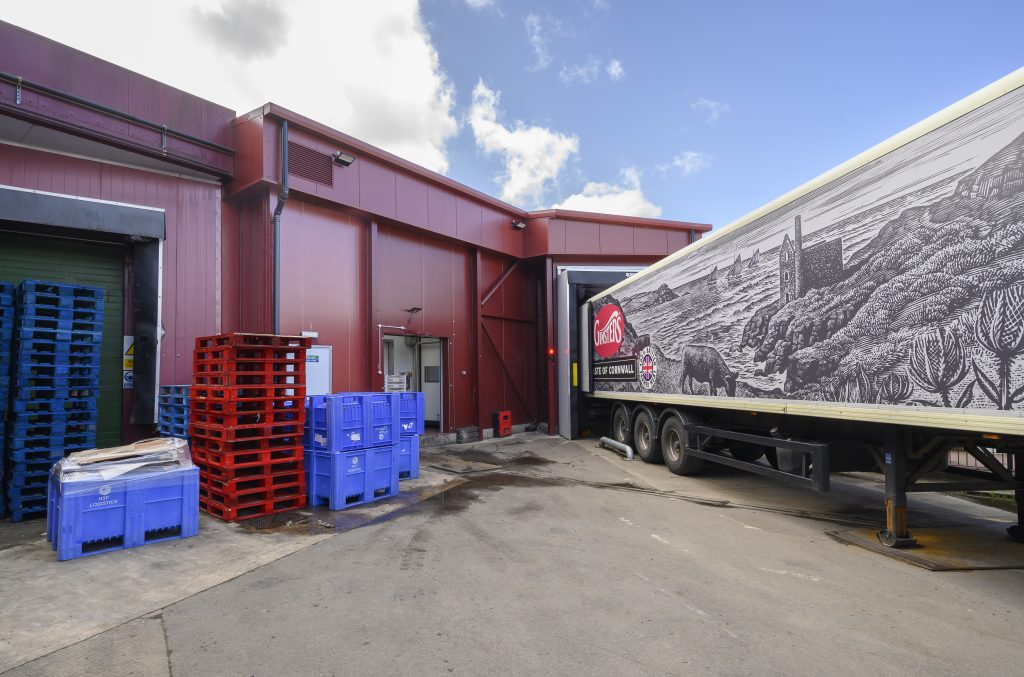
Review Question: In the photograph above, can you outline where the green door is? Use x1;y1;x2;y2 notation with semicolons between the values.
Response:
0;231;125;447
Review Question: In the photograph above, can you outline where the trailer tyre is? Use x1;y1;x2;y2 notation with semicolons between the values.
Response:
611;405;632;447
660;415;703;475
632;408;663;464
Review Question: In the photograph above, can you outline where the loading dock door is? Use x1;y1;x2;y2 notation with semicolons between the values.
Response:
556;268;641;439
0;230;125;447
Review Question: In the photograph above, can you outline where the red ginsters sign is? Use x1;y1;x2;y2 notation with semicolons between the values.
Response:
593;304;625;358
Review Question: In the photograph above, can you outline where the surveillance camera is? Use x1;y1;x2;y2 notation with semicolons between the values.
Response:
332;151;356;167
512;220;527;230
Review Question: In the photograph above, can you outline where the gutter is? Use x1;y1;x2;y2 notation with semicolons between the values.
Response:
272;120;289;334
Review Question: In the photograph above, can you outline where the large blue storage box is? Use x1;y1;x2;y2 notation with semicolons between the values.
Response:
47;439;199;560
307;392;401;451
305;444;399;510
399;392;425;435
397;435;420;480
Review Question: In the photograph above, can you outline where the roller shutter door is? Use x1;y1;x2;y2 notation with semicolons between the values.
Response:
0;231;125;447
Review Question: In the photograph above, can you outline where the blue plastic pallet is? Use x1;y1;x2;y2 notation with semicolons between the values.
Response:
397;435;421;480
7;433;96;451
9;497;47;522
16;315;103;332
13;387;101;402
12;362;101;377
399;392;426;435
11;398;97;414
158;423;190;438
7;447;67;463
305;444;399;510
14;375;100;389
14;350;102;367
14;327;103;344
159;384;191;396
47;465;199;560
18;280;104;298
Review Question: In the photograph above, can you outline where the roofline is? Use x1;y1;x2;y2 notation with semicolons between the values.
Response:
254;103;711;233
259;103;529;218
526;208;712;232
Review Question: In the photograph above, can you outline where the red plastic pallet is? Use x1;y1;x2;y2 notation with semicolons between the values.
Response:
191;410;303;427
191;442;303;468
192;373;305;387
194;345;308;362
190;385;306;401
197;458;304;482
190;398;304;415
195;333;312;350
200;495;306;522
199;467;305;494
193;359;305;374
199;477;305;505
189;422;303;442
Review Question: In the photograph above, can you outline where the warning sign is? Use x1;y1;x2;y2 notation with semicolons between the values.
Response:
123;336;134;389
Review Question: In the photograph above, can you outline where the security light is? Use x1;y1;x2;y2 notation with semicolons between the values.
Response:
332;151;356;167
512;220;527;230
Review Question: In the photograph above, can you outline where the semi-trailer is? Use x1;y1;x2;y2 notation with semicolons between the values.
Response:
581;68;1024;547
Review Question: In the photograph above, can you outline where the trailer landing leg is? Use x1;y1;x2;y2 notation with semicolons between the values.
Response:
1009;450;1024;544
878;427;916;548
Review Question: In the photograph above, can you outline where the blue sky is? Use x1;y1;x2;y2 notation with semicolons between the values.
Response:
3;1;1022;230
422;0;1024;228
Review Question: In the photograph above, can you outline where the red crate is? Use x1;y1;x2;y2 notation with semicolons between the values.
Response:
191;442;302;469
193;346;308;362
189;422;303;442
190;385;306;401
190;398;304;415
191;410;302;427
200;495;306;522
195;333;312;350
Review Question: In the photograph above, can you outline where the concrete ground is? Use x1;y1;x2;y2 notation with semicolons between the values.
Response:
2;433;1023;676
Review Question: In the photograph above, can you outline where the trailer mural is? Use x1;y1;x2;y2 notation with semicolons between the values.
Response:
592;84;1024;412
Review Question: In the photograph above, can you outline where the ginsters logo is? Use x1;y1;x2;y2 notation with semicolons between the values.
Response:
593;304;625;358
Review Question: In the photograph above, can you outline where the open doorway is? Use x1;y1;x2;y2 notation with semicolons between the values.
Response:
383;335;444;432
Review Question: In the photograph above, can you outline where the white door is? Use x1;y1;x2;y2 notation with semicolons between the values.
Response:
420;341;442;424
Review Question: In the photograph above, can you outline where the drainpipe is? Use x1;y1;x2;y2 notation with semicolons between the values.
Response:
272;120;289;334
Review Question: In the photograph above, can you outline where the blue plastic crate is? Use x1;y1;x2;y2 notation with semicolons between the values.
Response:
305;444;399;510
398;392;425;435
397;435;420;480
360;392;401;447
307;394;370;452
47;465;199;561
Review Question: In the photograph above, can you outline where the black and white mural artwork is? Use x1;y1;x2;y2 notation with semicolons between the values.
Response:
592;84;1024;412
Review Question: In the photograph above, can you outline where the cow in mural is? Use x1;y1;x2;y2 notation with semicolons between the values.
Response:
680;345;739;397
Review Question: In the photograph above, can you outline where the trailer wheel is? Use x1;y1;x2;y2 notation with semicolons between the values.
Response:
632;408;663;464
611;405;632;446
660;415;703;475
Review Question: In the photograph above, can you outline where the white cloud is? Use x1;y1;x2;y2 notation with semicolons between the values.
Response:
554;168;662;218
607;59;625;80
665;151;712;176
0;1;459;173
593;0;611;9
469;81;579;206
464;0;495;8
524;13;561;70
561;56;624;84
691;97;731;125
559;56;602;84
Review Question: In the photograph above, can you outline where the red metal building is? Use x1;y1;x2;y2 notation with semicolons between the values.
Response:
0;21;709;443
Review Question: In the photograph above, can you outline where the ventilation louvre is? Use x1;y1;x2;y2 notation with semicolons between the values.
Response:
288;141;333;186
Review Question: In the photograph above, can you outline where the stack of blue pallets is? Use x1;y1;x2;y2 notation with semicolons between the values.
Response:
5;281;104;522
158;385;190;438
398;392;424;480
0;282;13;418
304;392;402;510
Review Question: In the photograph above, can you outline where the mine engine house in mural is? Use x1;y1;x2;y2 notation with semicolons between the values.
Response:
778;215;844;305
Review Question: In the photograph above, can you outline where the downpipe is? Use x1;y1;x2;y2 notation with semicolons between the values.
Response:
272;120;289;334
600;436;635;461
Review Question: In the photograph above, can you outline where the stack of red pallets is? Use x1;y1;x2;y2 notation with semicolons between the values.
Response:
189;333;311;521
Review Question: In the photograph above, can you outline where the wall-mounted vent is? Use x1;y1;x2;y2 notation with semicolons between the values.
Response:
288;141;333;186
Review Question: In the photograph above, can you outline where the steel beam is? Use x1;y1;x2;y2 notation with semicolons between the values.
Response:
878;426;916;548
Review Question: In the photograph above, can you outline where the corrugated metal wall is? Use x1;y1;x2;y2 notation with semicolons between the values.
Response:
0;145;223;387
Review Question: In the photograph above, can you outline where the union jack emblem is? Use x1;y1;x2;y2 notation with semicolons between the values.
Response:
637;347;658;391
